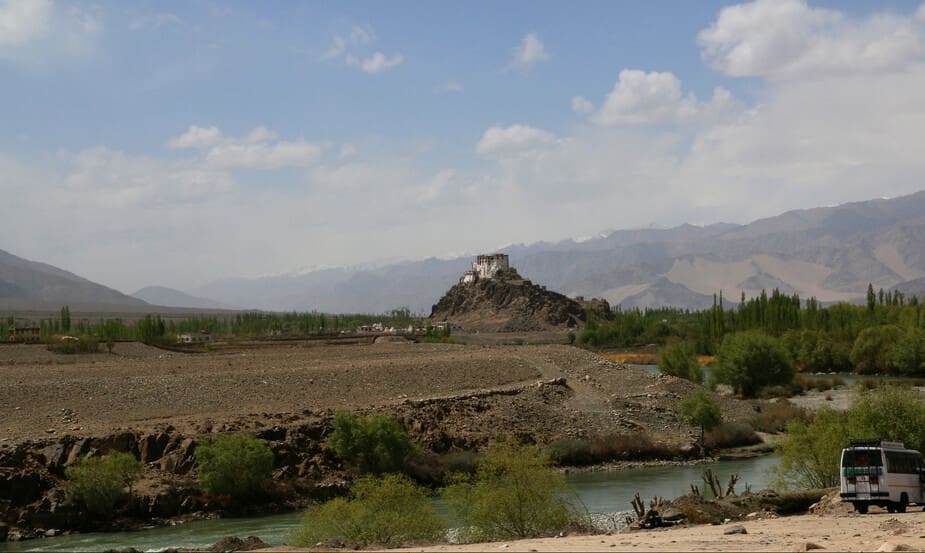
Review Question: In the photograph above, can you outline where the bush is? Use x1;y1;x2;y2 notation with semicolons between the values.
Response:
890;327;925;376
290;474;446;549
47;336;100;355
327;412;415;475
850;325;903;374
444;438;582;542
544;433;682;467
704;422;761;449
196;434;274;500
750;400;810;433
657;340;703;383
65;452;142;517
850;385;925;452
772;406;848;490
404;450;479;486
712;331;793;398
678;389;722;446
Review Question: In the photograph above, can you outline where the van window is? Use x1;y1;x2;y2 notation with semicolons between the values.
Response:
886;451;924;474
842;450;883;467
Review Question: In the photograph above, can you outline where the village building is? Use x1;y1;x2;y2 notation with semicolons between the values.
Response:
8;327;41;343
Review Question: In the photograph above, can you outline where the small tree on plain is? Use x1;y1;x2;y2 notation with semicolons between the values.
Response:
678;389;722;449
657;340;703;383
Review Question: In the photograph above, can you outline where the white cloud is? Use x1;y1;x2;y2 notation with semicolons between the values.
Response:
592;70;698;126
506;32;550;72
128;12;183;32
434;80;464;94
320;24;375;61
917;3;925;23
476;125;557;158
166;125;323;170
166;125;224;150
339;143;357;159
0;0;99;62
0;0;51;45
571;95;594;115
320;24;401;74
698;0;925;80
346;51;403;74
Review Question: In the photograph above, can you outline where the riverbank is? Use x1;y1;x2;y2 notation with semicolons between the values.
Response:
378;509;925;552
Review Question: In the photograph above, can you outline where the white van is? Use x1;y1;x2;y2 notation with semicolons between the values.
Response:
840;440;925;514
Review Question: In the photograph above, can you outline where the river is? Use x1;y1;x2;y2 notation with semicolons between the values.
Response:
0;455;779;552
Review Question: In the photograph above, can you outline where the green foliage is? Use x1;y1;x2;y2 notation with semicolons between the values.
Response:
657;340;703;383
328;412;415;475
849;385;925;452
772;406;848;489
544;433;682;467
196;434;274;499
136;314;167;344
890;327;925;376
290;474;446;549
712;331;793;397
850;325;903;374
420;325;454;343
678;389;722;446
773;386;925;489
47;336;100;354
444;438;582;542
65;452;142;517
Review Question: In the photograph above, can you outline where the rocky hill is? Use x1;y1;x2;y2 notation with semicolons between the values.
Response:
429;268;586;332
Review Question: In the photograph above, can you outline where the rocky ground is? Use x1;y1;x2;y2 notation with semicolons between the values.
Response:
0;338;758;541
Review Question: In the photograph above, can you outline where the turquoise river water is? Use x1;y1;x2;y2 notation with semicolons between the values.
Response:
0;455;779;552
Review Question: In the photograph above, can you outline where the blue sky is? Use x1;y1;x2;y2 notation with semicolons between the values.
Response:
2;0;925;293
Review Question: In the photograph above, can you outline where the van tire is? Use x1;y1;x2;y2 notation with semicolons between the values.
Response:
897;494;908;513
854;502;868;514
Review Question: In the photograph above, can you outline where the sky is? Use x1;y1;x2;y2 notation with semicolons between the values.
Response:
2;0;925;294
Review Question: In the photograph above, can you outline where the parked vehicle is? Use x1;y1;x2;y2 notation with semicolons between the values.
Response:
840;439;925;514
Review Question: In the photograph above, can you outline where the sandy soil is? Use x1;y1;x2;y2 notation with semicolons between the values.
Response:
259;509;925;552
0;340;542;443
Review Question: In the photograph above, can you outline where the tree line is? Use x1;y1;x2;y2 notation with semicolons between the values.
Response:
1;307;423;344
580;286;925;376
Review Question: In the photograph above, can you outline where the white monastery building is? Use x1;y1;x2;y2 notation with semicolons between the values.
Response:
460;253;510;284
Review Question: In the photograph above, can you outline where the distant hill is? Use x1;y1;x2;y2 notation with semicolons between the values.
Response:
131;286;231;310
0;248;147;307
189;190;925;312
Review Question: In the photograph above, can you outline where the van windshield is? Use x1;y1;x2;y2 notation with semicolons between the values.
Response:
842;449;883;467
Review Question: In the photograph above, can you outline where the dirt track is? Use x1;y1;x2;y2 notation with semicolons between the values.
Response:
0;340;759;451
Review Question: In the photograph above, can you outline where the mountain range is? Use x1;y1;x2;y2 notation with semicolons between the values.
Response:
3;190;925;313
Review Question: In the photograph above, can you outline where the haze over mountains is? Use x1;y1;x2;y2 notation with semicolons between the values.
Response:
3;190;925;313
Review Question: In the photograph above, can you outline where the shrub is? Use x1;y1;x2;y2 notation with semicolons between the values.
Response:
712;331;793;398
544;433;682;467
327;412;415;475
657;340;703;383
850;325;903;374
47;336;100;355
404;450;479;486
678;389;722;447
890;327;925;376
444;438;582;542
196;434;274;500
750;400;810;433
703;422;761;449
290;474;446;549
65;452;142;517
850;385;925;452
